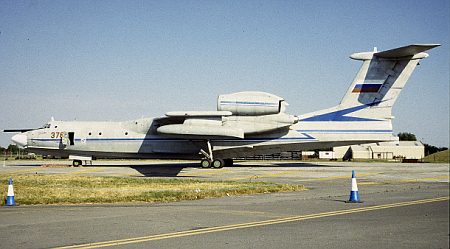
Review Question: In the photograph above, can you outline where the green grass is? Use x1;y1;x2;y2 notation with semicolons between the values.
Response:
0;174;304;205
423;150;449;163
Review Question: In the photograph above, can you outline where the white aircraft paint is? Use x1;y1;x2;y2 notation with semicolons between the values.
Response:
5;44;440;168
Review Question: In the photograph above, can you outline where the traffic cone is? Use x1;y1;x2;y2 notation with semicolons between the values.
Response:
5;177;16;206
346;170;362;203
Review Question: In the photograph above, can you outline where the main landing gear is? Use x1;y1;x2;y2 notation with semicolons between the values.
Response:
199;140;233;169
200;158;233;169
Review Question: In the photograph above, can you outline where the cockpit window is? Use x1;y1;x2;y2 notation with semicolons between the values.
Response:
42;123;51;129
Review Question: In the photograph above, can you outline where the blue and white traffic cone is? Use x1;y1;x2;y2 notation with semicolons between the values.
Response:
346;170;362;203
5;177;16;206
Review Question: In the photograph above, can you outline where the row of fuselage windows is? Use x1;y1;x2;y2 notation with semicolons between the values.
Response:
86;132;129;136
48;125;129;136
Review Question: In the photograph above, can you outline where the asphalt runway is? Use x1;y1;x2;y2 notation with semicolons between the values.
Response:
0;160;448;249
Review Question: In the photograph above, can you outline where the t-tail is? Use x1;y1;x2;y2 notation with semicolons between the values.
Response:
298;44;440;145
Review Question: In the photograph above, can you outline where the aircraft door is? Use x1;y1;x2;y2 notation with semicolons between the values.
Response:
61;132;75;147
68;132;75;145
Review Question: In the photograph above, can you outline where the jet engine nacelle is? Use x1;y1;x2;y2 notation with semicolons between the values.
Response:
217;91;288;116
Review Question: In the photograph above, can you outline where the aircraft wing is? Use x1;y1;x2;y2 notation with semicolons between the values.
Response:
165;111;232;117
154;111;244;139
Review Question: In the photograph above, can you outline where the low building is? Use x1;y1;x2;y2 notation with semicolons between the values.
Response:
319;151;335;159
333;141;425;160
301;151;315;160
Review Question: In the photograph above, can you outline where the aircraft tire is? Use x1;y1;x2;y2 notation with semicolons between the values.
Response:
72;160;82;167
212;159;224;169
200;159;211;168
224;158;233;167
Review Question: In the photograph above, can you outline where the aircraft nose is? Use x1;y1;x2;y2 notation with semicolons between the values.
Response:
12;133;28;147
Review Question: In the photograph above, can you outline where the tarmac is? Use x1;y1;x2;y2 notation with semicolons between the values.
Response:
0;159;448;249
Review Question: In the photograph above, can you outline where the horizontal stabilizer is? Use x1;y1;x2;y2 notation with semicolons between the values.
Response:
375;44;440;58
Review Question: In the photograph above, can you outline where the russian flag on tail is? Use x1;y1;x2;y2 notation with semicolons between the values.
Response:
5;177;16;206
346;170;362;203
352;83;383;93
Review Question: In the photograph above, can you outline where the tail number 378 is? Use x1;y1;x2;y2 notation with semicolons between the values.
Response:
50;132;65;138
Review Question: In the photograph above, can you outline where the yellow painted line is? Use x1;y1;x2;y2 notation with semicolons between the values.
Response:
227;171;295;181
179;169;233;177
203;209;284;218
400;175;449;183
358;182;385;185
349;175;449;186
3;166;49;174
66;168;105;175
359;175;449;185
311;172;382;181
53;196;449;249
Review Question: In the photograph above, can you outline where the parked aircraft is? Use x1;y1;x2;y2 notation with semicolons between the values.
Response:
5;44;440;167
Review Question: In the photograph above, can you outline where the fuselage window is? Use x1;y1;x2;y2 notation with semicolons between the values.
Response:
99;132;102;136
54;126;58;128
88;132;92;136
125;132;128;135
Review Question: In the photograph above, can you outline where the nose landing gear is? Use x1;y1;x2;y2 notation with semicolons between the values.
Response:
72;160;82;167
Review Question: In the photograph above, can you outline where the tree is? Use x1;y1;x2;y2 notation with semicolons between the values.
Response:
424;143;448;156
7;144;20;154
397;132;417;141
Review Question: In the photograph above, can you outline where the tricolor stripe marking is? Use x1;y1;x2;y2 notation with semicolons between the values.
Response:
352;84;383;93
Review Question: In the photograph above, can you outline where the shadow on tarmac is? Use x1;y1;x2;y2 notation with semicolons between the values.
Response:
104;162;340;177
130;164;194;177
9;161;342;178
234;162;341;168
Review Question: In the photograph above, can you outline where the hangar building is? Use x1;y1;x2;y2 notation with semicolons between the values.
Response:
333;141;425;160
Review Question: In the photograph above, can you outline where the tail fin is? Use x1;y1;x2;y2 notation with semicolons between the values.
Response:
337;44;440;120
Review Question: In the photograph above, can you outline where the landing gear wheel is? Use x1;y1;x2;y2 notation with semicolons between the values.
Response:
223;159;234;167
200;159;211;168
72;160;82;167
212;159;224;169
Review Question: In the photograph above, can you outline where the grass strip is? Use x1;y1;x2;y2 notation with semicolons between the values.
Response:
423;150;449;163
0;174;304;205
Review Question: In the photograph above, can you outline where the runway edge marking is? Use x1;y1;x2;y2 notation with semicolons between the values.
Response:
53;196;449;249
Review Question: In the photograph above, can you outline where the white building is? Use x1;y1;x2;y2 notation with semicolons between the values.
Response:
333;141;425;160
319;151;335;159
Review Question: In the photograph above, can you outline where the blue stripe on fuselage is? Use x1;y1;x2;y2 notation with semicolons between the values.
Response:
219;101;278;107
300;102;383;122
297;130;392;133
30;133;316;143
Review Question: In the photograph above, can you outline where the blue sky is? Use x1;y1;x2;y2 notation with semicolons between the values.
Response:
0;0;449;147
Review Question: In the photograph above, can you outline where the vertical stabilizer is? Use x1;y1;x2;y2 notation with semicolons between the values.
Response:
337;44;440;120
